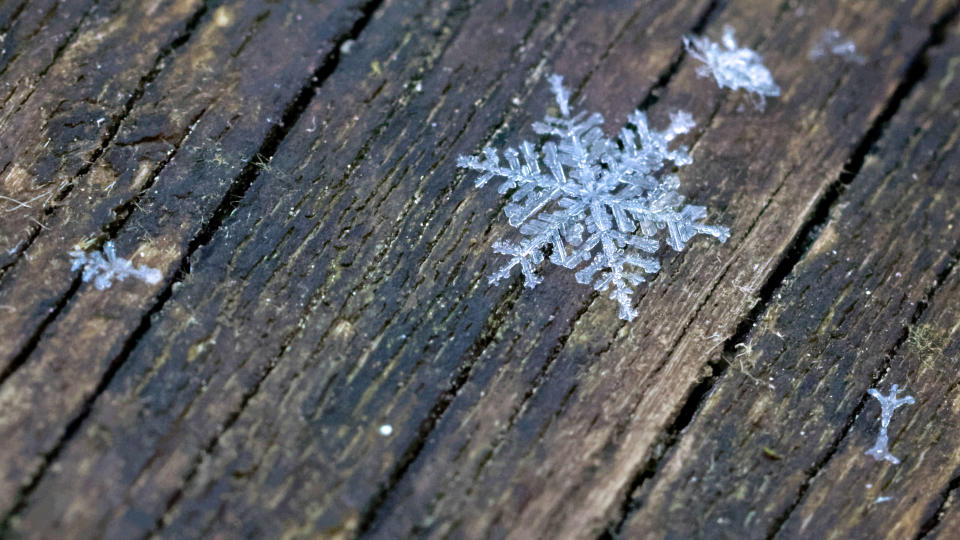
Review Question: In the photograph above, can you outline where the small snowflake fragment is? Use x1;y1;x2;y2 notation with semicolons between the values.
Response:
684;25;780;109
809;29;865;64
865;384;914;465
458;74;729;320
69;241;162;290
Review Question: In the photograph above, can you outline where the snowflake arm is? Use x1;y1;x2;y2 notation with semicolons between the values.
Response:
621;177;731;251
69;241;162;290
459;74;729;320
684;25;780;109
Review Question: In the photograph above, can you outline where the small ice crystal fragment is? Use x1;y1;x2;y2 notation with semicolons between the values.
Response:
865;384;914;465
809;29;865;64
684;25;780;110
379;424;393;436
68;241;162;290
458;74;729;320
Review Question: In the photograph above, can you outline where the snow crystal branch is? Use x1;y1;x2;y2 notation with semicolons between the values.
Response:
684;25;780;109
69;241;162;290
865;384;914;465
458;74;729;321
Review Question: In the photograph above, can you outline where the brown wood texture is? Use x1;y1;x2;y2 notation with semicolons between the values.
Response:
0;0;959;538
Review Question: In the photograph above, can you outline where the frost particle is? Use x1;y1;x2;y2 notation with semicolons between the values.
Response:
458;74;729;320
684;25;780;109
68;241;162;290
809;29;865;64
379;424;393;436
865;384;914;465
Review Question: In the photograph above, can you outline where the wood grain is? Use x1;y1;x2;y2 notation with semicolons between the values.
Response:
0;0;373;529
0;0;957;538
0;0;203;267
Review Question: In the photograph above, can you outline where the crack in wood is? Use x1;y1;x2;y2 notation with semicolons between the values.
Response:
0;1;42;80
216;2;491;344
916;466;960;538
0;275;81;389
0;1;30;37
635;0;724;112
5;0;99;118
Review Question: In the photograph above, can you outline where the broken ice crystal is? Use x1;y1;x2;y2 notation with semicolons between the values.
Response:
684;25;780;109
809;29;865;64
69;241;162;290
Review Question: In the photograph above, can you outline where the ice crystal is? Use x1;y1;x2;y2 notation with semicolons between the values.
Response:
684;25;780;109
69;241;162;290
809;29;865;64
458;75;729;320
865;384;914;465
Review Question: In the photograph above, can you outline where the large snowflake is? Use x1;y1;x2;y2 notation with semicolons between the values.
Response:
458;75;729;320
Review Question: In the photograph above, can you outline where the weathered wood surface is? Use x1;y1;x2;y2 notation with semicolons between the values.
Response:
623;17;960;539
0;0;958;538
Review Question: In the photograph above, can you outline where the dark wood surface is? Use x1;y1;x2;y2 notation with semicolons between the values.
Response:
0;0;958;538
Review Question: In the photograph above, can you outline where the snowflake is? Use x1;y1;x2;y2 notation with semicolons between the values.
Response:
684;25;780;109
69;241;162;290
865;384;914;465
458;75;729;320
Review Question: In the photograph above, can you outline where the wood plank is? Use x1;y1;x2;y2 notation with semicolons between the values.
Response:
0;0;203;267
0;1;955;540
4;0;723;536
77;0;957;538
131;1;736;537
0;0;373;529
621;16;960;539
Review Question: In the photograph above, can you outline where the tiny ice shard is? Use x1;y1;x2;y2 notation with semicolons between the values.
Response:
684;25;780;109
809;29;865;64
865;384;914;465
69;241;162;290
